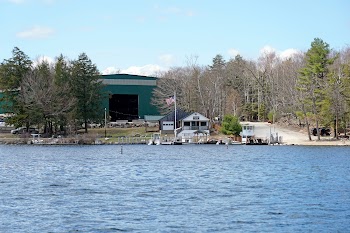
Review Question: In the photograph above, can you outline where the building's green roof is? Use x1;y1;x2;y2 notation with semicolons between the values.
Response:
144;115;164;121
102;74;158;81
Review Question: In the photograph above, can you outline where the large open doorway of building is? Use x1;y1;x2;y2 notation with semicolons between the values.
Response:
109;94;139;121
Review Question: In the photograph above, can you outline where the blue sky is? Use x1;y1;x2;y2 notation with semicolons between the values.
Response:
1;0;349;75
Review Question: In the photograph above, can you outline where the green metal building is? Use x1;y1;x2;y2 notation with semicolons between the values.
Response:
0;74;160;120
101;74;160;121
0;92;6;114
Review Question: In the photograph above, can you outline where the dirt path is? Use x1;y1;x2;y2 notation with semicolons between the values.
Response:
244;122;350;146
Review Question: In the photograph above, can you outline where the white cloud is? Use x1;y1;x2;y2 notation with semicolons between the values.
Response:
16;26;54;39
259;45;300;60
121;64;167;76
228;49;240;58
280;48;299;59
103;54;172;76
102;65;166;76
260;45;276;55
102;67;120;75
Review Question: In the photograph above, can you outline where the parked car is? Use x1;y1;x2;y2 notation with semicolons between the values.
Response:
11;127;39;134
312;128;331;136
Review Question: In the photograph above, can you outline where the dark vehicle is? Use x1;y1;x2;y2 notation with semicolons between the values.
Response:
11;127;39;134
312;128;331;136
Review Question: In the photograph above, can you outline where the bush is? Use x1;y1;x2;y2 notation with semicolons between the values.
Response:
220;114;242;136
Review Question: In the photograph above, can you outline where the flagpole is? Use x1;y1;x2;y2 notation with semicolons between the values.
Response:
174;91;177;141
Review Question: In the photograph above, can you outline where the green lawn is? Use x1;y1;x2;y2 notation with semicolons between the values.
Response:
81;126;160;138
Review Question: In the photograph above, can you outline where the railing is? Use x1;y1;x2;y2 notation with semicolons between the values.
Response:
174;127;182;137
115;136;151;144
183;126;209;131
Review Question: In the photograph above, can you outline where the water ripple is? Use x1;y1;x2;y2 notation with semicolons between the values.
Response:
0;144;350;232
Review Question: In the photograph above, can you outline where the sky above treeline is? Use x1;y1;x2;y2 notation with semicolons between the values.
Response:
1;0;349;76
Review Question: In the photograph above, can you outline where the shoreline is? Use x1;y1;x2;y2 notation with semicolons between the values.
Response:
1;121;349;146
0;137;349;146
284;139;350;146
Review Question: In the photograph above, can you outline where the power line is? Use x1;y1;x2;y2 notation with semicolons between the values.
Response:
107;109;139;117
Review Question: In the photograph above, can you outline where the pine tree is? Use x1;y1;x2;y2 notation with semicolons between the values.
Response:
209;54;226;71
0;47;33;127
220;114;242;136
71;53;104;133
297;38;333;140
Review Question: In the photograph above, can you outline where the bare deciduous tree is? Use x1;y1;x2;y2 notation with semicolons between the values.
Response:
20;60;76;135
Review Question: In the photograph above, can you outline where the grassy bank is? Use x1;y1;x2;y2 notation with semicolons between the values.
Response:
0;126;161;145
79;126;159;138
0;126;227;145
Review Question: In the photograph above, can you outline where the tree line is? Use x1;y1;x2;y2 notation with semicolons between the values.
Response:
0;47;105;136
2;38;350;140
152;38;350;140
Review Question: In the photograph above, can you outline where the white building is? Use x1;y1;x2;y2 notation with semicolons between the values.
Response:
159;110;210;143
240;124;255;144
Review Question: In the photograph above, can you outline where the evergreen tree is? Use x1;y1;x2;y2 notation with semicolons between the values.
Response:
0;47;33;127
54;55;76;134
220;114;242;136
297;38;332;140
71;53;104;133
209;54;226;71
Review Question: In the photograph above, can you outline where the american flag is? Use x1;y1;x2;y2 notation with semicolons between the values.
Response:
166;96;175;106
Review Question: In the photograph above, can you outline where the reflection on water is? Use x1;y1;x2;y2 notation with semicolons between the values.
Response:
0;145;350;232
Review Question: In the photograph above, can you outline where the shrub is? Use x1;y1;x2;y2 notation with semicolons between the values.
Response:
220;114;242;136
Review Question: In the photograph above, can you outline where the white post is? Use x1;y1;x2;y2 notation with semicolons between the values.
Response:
104;107;107;139
174;91;177;141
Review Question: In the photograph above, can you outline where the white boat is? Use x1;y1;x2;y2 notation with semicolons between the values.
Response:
148;133;161;145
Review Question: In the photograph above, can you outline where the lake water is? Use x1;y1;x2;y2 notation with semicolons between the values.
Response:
0;144;349;232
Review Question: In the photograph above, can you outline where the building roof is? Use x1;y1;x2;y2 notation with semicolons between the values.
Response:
144;115;164;121
101;73;157;81
182;112;209;121
159;109;191;122
101;74;157;86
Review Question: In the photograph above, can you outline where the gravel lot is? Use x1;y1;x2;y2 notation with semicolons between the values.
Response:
243;122;350;146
